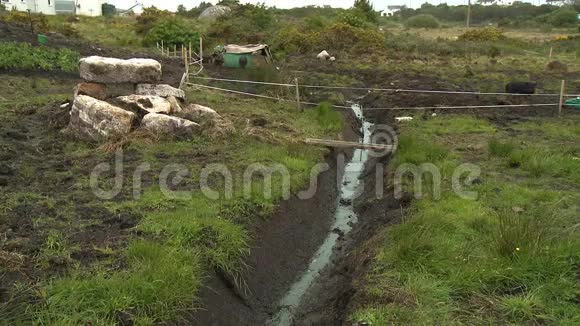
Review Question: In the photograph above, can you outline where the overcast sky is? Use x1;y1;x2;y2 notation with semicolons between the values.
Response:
107;0;541;12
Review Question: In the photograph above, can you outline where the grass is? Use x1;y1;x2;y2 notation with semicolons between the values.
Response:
352;115;580;325
14;90;344;324
37;241;202;325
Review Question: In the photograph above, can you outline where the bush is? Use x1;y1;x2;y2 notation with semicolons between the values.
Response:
337;9;367;28
548;9;578;27
1;11;49;33
405;14;439;29
135;6;171;35
458;28;506;42
0;42;80;72
143;19;200;47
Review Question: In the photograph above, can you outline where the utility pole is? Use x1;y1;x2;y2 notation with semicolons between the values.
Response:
466;0;472;28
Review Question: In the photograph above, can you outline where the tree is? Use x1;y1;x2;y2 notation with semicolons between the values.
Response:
177;4;186;15
353;0;378;23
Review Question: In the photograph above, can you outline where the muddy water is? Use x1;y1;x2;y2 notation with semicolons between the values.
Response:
271;104;372;326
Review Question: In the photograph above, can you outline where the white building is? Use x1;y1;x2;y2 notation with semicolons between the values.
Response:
381;5;404;17
477;0;513;6
1;0;103;16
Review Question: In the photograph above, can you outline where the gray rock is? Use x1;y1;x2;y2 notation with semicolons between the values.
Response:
136;84;185;100
176;103;221;123
141;113;201;138
116;95;171;114
199;5;231;19
166;96;183;115
68;95;136;140
79;56;161;84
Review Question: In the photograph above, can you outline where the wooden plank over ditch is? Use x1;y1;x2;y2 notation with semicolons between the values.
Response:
304;138;394;151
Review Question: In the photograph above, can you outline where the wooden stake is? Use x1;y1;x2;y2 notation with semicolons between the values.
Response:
174;45;177;58
294;78;302;112
466;0;471;28
200;37;203;64
161;40;164;56
549;46;553;59
189;42;192;60
558;80;565;117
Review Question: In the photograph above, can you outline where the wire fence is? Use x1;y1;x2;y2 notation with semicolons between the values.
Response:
191;76;580;98
187;82;562;111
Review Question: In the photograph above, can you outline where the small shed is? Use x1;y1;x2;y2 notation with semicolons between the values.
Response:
222;44;273;69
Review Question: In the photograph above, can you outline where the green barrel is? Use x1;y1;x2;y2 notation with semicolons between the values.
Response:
37;34;48;45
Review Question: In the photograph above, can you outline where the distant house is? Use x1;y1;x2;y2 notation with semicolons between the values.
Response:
1;0;103;16
477;0;513;6
381;5;404;17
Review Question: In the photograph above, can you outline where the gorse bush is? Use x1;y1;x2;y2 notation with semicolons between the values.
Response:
458;28;506;42
405;14;440;28
0;42;80;72
144;19;200;47
271;23;385;56
1;11;49;33
338;10;367;28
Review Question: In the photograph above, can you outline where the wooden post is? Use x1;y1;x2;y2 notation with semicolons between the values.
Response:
174;45;177;58
466;0;471;28
189;42;192;60
161;40;164;56
294;78;302;112
199;37;203;64
558;80;565;117
549;47;553;59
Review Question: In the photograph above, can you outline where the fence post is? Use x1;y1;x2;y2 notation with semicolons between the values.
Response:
294;78;302;112
161;40;164;56
558;80;565;117
549;47;553;59
199;37;203;65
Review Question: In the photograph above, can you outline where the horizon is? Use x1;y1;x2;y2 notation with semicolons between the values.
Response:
107;0;551;13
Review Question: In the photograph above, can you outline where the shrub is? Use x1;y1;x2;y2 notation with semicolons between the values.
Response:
337;9;367;28
405;14;439;29
1;11;49;33
548;8;578;27
458;28;506;42
135;6;171;35
143;19;200;47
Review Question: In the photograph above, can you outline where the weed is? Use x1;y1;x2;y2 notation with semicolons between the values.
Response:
37;230;75;269
489;138;516;157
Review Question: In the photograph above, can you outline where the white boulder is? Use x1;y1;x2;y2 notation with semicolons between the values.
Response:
136;84;185;100
79;56;162;84
68;95;136;140
116;95;171;114
141;113;201;138
317;50;330;60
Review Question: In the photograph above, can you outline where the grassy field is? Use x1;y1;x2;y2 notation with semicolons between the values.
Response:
351;114;580;324
0;84;343;324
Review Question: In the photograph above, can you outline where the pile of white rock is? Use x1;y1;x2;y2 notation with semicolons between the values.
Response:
66;56;232;141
